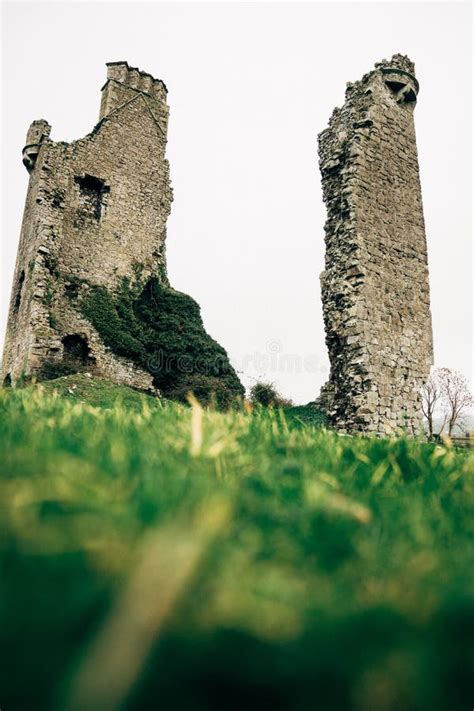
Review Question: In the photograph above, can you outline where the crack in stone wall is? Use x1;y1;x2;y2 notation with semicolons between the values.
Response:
317;54;433;435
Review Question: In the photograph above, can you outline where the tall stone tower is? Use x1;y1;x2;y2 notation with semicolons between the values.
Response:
317;54;433;435
2;61;173;389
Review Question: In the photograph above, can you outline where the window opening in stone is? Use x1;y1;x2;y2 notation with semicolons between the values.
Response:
74;174;110;224
385;80;416;106
3;374;12;388
385;80;405;93
14;270;25;311
62;334;93;367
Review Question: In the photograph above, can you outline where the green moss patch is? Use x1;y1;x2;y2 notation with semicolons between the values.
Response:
80;276;244;407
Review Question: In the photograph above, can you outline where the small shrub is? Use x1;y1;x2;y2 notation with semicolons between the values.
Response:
166;374;242;409
249;381;293;408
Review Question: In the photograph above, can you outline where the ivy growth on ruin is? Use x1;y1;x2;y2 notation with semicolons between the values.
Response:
79;275;244;407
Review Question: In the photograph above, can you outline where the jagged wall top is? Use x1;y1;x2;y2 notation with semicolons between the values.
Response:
21;61;169;173
343;54;418;101
99;60;169;125
103;61;168;97
375;53;416;76
321;53;419;130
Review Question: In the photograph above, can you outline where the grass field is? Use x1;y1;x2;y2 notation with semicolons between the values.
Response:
1;377;473;710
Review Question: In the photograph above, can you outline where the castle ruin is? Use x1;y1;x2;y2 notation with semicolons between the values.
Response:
317;55;433;435
2;62;173;389
3;55;433;428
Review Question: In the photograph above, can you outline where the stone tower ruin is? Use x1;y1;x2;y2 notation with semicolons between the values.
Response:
2;61;173;389
317;54;433;435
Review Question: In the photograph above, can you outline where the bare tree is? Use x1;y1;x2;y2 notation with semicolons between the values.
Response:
421;369;446;440
438;368;473;437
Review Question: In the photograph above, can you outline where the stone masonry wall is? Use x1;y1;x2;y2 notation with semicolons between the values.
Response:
317;55;433;435
2;62;173;390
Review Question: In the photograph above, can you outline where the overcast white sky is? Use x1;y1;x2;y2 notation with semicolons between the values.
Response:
1;1;472;403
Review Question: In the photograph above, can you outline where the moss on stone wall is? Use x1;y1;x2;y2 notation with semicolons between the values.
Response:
80;276;244;407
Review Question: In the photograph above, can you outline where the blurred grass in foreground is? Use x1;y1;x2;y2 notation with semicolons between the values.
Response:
0;380;473;710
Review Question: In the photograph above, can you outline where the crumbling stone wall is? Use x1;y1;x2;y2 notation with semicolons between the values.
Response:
317;55;433;435
2;62;173;390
